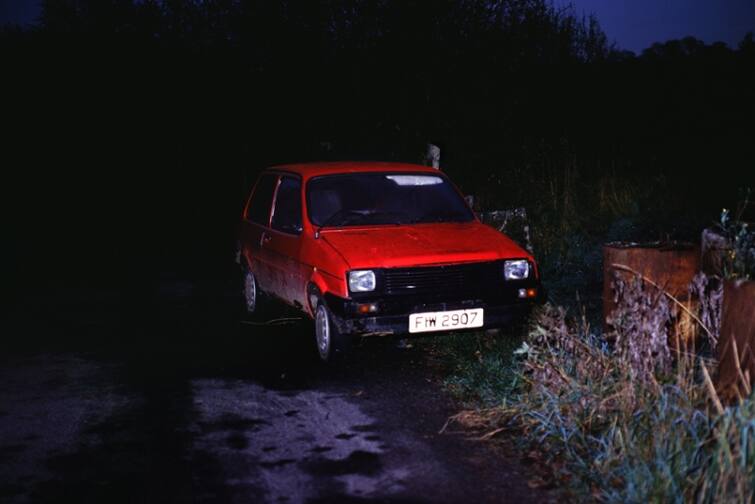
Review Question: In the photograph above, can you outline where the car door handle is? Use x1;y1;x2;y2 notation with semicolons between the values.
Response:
261;232;272;245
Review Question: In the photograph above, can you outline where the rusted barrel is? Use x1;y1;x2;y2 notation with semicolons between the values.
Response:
716;280;755;402
603;242;700;332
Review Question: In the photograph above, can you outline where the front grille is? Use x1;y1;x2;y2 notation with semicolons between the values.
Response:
382;262;501;297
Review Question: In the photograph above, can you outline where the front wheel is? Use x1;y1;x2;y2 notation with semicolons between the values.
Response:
314;299;349;362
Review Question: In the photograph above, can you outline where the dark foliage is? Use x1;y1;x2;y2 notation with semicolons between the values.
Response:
2;1;754;292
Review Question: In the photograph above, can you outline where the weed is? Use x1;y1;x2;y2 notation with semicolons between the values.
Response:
435;274;751;501
511;299;748;501
718;189;755;280
421;330;525;407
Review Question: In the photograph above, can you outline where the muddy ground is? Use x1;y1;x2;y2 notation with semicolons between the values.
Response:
1;273;548;503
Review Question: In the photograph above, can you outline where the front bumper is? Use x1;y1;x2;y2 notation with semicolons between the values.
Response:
323;287;544;337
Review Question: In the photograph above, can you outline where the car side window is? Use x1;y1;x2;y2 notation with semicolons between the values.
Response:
246;174;278;226
271;176;303;234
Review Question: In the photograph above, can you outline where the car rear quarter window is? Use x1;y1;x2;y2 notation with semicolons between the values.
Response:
271;176;302;234
246;174;278;226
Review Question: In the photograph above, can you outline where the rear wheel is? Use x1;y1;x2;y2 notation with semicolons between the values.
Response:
243;270;257;313
314;298;350;362
241;266;268;319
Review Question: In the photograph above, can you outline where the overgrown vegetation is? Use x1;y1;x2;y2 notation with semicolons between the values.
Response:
507;297;753;502
429;195;755;499
718;190;755;280
431;262;754;502
427;330;526;407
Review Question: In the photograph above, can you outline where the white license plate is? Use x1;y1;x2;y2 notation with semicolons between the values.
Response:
409;308;484;334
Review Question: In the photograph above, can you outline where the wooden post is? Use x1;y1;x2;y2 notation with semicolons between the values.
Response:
426;143;440;169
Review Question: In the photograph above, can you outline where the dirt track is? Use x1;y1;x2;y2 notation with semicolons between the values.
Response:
1;276;545;503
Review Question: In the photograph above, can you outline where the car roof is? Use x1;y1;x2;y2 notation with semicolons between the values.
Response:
266;161;441;179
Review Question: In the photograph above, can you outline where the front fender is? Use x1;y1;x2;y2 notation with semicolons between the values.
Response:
306;268;348;317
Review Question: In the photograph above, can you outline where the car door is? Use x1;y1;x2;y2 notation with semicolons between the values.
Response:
241;173;278;292
266;175;307;308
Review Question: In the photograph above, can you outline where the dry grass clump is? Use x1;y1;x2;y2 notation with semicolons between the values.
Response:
607;271;673;383
689;273;723;345
448;276;753;502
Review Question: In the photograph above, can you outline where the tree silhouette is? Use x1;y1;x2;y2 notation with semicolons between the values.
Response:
2;0;752;286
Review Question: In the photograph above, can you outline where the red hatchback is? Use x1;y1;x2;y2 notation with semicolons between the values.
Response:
238;162;542;361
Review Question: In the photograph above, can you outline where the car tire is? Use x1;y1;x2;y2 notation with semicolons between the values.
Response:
314;297;350;362
241;266;268;319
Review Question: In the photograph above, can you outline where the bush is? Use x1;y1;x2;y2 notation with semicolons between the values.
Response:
718;189;755;280
439;271;753;501
503;290;754;502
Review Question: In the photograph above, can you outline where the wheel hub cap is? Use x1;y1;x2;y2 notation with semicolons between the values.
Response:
316;306;330;357
244;272;256;312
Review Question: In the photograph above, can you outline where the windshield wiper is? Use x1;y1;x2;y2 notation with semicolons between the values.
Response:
315;210;413;238
314;209;368;238
416;211;469;223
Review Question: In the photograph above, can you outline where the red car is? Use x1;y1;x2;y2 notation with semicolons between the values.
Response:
238;162;542;361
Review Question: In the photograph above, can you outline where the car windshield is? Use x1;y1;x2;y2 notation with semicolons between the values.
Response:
307;172;475;227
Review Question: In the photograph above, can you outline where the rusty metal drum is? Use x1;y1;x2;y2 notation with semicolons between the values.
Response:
716;280;755;401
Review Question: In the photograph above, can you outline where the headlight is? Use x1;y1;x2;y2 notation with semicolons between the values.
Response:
348;270;376;292
504;260;530;280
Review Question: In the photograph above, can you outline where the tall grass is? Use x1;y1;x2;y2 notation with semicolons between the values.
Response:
436;160;752;500
441;274;753;502
501;294;752;501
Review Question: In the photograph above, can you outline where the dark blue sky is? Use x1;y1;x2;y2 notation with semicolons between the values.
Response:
556;0;754;52
1;0;754;53
0;0;39;26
